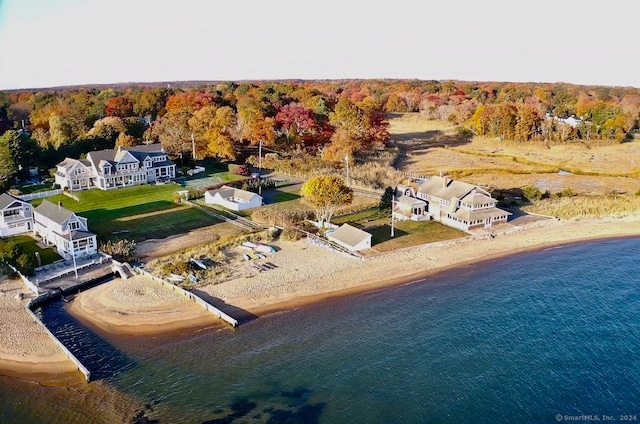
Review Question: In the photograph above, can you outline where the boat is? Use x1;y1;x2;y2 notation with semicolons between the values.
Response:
190;258;208;270
255;243;276;253
242;241;259;249
168;273;186;282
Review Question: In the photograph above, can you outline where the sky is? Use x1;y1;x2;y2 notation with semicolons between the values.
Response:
0;0;639;90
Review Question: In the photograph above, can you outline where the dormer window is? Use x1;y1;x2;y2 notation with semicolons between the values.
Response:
69;221;80;231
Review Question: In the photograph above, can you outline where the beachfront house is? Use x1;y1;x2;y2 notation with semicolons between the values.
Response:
394;176;510;231
204;186;263;211
0;193;33;237
33;199;97;259
55;143;176;190
326;223;372;252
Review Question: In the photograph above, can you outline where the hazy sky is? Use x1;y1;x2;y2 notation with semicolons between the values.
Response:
1;0;638;90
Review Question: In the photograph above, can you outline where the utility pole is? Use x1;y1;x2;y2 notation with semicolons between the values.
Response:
390;198;395;238
258;140;263;195
191;132;196;161
345;154;350;187
68;229;78;279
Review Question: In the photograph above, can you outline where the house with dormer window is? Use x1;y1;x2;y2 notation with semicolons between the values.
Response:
0;193;33;237
394;175;510;231
33;199;97;259
55;143;176;190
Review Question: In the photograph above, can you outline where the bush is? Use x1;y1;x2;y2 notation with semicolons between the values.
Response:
100;239;136;262
280;227;302;241
242;178;276;193
229;163;250;176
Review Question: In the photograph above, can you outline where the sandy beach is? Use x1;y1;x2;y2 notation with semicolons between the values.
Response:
67;275;225;336
200;214;640;317
2;213;640;383
0;277;83;385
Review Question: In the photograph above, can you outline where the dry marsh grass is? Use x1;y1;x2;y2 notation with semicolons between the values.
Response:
523;194;640;219
388;113;640;195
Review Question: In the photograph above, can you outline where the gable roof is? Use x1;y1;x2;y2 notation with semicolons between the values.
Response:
396;195;426;208
34;199;76;225
0;193;27;210
206;186;262;202
417;176;478;200
463;192;496;206
327;224;371;248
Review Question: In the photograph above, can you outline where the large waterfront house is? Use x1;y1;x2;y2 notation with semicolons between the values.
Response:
0;193;33;237
326;223;372;252
394;175;510;231
55;143;176;191
204;186;263;211
33;199;97;259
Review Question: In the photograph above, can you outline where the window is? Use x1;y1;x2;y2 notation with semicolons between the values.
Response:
69;221;80;230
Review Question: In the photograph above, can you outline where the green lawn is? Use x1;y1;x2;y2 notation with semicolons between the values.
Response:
332;207;466;251
30;185;221;242
0;235;61;265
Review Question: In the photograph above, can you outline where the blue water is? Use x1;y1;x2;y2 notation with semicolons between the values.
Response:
1;237;639;423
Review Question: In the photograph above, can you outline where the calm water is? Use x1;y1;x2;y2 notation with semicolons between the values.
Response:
1;237;639;423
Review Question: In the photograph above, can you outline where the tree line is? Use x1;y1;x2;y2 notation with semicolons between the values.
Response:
0;79;638;189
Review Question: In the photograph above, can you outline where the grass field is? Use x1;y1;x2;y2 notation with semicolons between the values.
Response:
30;184;221;242
333;207;465;252
0;235;61;265
389;113;640;195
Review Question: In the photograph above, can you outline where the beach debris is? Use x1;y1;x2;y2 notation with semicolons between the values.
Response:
188;274;198;283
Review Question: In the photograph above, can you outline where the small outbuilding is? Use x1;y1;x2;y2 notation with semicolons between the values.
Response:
326;223;372;252
204;185;263;211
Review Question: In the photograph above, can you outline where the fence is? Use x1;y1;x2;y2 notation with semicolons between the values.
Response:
18;189;63;201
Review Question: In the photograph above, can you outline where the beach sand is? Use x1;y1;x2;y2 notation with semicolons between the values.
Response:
66;274;224;336
200;214;640;318
2;213;640;383
0;277;84;385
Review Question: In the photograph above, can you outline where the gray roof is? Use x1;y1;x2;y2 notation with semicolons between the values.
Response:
418;176;478;200
86;144;171;169
327;224;371;248
450;207;511;222
396;195;426;208
34;199;75;225
206;186;261;202
70;230;95;240
0;193;26;209
463;193;496;206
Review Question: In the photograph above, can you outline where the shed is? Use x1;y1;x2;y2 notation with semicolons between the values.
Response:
204;185;263;211
326;223;372;252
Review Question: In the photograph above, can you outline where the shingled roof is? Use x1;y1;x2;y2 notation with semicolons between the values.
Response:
34;199;76;225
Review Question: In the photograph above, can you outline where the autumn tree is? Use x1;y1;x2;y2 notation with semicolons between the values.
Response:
300;175;353;227
105;96;134;118
0;131;18;189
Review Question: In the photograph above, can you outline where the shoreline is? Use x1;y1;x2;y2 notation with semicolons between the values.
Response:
236;232;640;321
2;214;640;383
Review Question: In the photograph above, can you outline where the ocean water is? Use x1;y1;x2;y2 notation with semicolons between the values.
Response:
1;237;639;423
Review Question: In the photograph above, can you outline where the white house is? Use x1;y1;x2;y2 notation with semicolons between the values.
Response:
393;176;510;231
55;144;176;191
326;223;372;252
33;199;97;259
204;186;263;211
0;193;33;237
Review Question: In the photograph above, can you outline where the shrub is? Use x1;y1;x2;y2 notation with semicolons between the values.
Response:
100;239;136;262
280;227;302;241
229;163;250;176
